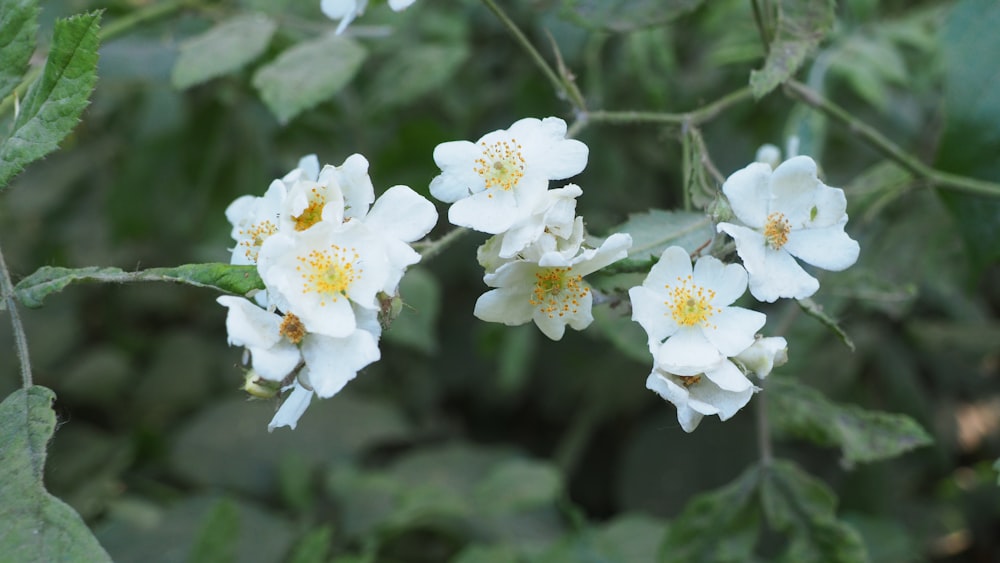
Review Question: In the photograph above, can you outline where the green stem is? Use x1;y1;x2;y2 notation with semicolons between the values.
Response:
586;86;753;127
0;244;32;388
784;80;1000;197
0;0;196;120
416;227;469;262
479;0;588;112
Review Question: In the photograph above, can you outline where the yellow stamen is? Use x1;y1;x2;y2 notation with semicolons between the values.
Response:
279;313;306;344
529;267;590;319
295;245;361;305
292;187;326;231
665;275;719;328
763;212;791;249
680;375;702;387
237;220;277;263
473;138;526;199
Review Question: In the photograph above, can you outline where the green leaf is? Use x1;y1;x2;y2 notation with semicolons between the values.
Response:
750;0;835;98
761;460;868;562
189;498;240;563
936;0;1000;272
384;268;441;354
796;298;855;352
767;379;933;464
0;11;100;189
287;526;333;563
562;0;705;33
610;209;715;262
13;263;264;308
473;459;562;515
371;44;468;109
0;386;112;561
252;34;366;124
0;0;39;100
172;14;277;89
659;465;761;562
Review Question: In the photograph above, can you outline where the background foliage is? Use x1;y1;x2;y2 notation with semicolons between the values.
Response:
2;0;1000;561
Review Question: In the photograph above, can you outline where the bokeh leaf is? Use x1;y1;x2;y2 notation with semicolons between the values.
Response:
562;0;704;33
189;498;240;563
768;379;933;464
750;0;835;98
0;0;39;100
371;44;468;109
760;460;867;562
0;11;101;189
384;267;441;354
172;14;277;89
659;464;761;561
14;263;263;308
936;0;1000;272
0;386;112;561
609;209;715;262
252;34;366;124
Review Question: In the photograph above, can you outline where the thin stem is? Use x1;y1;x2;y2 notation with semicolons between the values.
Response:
784;80;1000;198
756;381;773;466
0;244;32;388
750;0;772;50
585;86;754;127
416;227;469;262
0;0;196;120
479;0;587;112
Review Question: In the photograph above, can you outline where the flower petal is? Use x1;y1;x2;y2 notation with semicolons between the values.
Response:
722;162;772;228
643;246;693;291
783;222;859;272
748;247;819;302
656;327;724;376
693;255;748;307
302;330;380;398
702;359;753;392
474;287;535;326
629;285;678;349
267;381;314;432
430;140;484;202
365;185;439;243
703;306;766;357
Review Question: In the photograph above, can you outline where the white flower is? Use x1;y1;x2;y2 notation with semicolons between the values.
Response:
217;296;301;381
225;180;286;266
268;380;314;432
646;361;757;432
474;233;632;340
496;183;582;259
734;336;788;379
257;221;391;338
629;246;766;376
279;153;374;233
430;117;588;234
321;0;368;34
357;185;438;294
717;156;860;303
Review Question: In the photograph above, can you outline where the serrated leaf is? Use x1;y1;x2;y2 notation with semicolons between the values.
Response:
172;14;277;89
562;0;704;33
13;263;263;308
767;379;933;464
659;465;761;562
935;0;1000;273
750;0;835;98
0;386;112;561
189;498;240;563
0;11;100;189
761;460;868;563
0;0;39;100
252;34;366;124
372;44;467;109
611;209;715;262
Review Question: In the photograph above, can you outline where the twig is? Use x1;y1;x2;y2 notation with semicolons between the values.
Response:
585;86;754;127
0;244;32;388
416;227;469;262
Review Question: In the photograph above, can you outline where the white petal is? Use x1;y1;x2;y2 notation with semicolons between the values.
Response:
748;248;819;302
702;306;766;357
722;162;772;228
692;255;747;307
474;287;535;326
430;141;484;202
572;233;632;276
718;223;767;278
365;185;439;242
389;0;417;9
628;285;677;350
643;246;693;291
702;359;753;392
770;156;827;225
302;331;380;398
448;188;522;234
735;336;788;379
321;0;358;19
268;382;314;432
297;155;321;181
656;328;724;376
645;372;703;432
783;223;859;272
689;379;755;421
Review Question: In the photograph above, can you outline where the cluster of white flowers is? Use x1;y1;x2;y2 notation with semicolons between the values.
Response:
429;117;632;341
221;154;436;431
629;151;857;432
321;0;417;35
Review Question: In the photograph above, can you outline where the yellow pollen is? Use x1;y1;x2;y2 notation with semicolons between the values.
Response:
473;138;526;197
665;275;719;328
295;244;361;305
279;313;306;344
763;212;791;249
529;267;590;319
680;375;702;388
237;220;277;262
292;187;326;231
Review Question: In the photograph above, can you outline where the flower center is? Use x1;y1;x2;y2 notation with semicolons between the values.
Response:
763;212;791;249
665;275;719;328
279;313;306;344
680;374;702;388
296;245;361;304
474;138;525;197
529;267;590;319
293;187;326;231
237;220;277;263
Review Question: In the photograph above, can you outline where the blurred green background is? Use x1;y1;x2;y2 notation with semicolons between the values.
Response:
2;0;999;561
